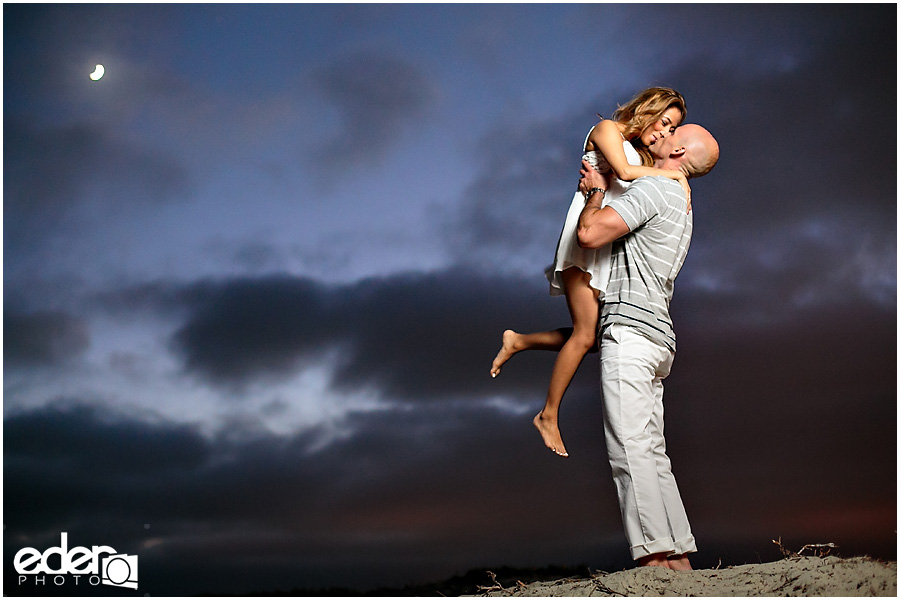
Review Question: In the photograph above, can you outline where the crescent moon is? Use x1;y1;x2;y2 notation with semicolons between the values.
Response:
89;64;105;81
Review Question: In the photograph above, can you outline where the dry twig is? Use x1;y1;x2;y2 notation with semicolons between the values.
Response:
772;537;799;558
798;543;838;558
476;571;504;594
772;537;838;559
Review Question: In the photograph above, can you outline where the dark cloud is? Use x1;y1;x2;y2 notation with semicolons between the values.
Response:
307;52;438;171
660;8;896;313
326;269;565;400
4;118;190;214
161;259;895;508
667;300;896;561
3;310;91;367
4;400;208;499
665;4;896;225
119;261;896;525
446;111;589;274
102;248;891;432
2;396;618;594
170;276;330;384
3;118;191;276
166;269;569;398
4;298;896;594
3;399;311;538
675;218;896;328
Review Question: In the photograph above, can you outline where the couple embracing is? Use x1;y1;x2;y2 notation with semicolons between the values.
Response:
491;87;719;570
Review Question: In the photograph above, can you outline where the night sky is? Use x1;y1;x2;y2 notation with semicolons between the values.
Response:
3;3;897;596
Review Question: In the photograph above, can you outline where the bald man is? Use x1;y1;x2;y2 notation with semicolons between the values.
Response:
577;124;719;571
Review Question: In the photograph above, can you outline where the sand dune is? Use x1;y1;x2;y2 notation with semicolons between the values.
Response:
475;556;896;597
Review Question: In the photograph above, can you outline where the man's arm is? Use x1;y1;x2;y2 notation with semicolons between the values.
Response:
577;160;630;249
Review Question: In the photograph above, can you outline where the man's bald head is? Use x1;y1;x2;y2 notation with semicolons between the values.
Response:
651;123;719;179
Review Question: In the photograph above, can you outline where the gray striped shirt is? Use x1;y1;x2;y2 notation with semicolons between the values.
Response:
600;176;692;351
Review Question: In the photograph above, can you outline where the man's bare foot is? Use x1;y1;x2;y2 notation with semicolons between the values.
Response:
667;554;692;571
637;552;669;568
533;411;568;457
490;330;521;377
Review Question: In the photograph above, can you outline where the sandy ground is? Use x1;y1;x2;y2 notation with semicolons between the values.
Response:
474;556;896;597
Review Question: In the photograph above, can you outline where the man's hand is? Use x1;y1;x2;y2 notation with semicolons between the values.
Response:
579;160;609;194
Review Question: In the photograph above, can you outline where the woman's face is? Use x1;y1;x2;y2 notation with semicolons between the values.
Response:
638;106;683;147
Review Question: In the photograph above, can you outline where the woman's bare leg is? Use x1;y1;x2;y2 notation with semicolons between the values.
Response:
534;268;599;457
490;328;573;377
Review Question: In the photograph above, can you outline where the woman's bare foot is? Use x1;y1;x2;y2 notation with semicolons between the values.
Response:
667;554;692;571
533;411;568;457
490;330;521;377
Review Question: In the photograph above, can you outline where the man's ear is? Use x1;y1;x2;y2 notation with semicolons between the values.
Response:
670;146;686;157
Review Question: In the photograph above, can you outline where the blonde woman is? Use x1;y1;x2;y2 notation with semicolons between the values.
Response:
492;87;690;458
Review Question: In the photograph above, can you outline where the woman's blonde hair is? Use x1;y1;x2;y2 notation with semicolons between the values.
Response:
611;87;686;166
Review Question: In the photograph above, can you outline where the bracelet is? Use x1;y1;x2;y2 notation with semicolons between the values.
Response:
586;187;606;198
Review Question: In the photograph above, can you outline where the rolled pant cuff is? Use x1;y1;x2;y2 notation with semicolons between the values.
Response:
672;534;697;556
630;537;675;560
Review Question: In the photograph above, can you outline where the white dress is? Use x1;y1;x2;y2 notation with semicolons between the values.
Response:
545;126;642;297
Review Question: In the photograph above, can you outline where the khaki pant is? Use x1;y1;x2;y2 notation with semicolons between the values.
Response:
600;324;697;560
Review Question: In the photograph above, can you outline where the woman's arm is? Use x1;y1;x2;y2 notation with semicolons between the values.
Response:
587;120;691;206
586;120;657;181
